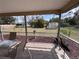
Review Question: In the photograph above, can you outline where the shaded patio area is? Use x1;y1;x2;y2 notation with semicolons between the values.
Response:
0;34;79;59
0;34;70;59
24;42;58;59
0;34;58;59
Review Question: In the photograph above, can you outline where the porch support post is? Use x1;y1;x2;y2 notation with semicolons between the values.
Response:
57;13;61;39
24;15;27;43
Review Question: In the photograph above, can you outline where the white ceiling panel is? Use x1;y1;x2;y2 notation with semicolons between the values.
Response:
0;0;70;13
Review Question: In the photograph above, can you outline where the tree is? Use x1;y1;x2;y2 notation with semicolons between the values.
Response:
49;18;61;23
74;10;79;25
30;16;45;28
31;18;44;28
0;16;15;24
68;18;76;25
36;19;44;28
64;18;70;23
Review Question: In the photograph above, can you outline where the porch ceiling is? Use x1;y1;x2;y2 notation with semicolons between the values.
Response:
0;0;79;16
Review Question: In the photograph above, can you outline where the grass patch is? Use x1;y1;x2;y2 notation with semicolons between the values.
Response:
60;27;79;42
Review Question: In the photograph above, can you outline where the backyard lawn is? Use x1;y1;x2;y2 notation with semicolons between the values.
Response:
1;27;79;42
2;28;57;33
60;27;79;42
1;28;58;37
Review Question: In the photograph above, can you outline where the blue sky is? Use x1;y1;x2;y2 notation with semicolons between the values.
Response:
42;15;53;21
42;14;59;21
15;6;79;23
15;14;58;23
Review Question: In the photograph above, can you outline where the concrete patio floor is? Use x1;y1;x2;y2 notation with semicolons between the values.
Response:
0;35;70;59
25;42;58;59
23;42;70;59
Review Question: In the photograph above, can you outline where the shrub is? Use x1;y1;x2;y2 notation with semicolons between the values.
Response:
61;23;70;27
30;19;44;28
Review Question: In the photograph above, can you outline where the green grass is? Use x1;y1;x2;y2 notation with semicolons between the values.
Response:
1;27;58;37
2;27;79;42
60;27;79;42
2;28;57;33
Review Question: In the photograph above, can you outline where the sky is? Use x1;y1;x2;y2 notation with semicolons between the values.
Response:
61;6;79;19
42;14;59;21
15;6;79;23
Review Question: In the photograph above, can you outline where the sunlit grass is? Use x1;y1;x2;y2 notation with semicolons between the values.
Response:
60;27;79;42
2;27;57;34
